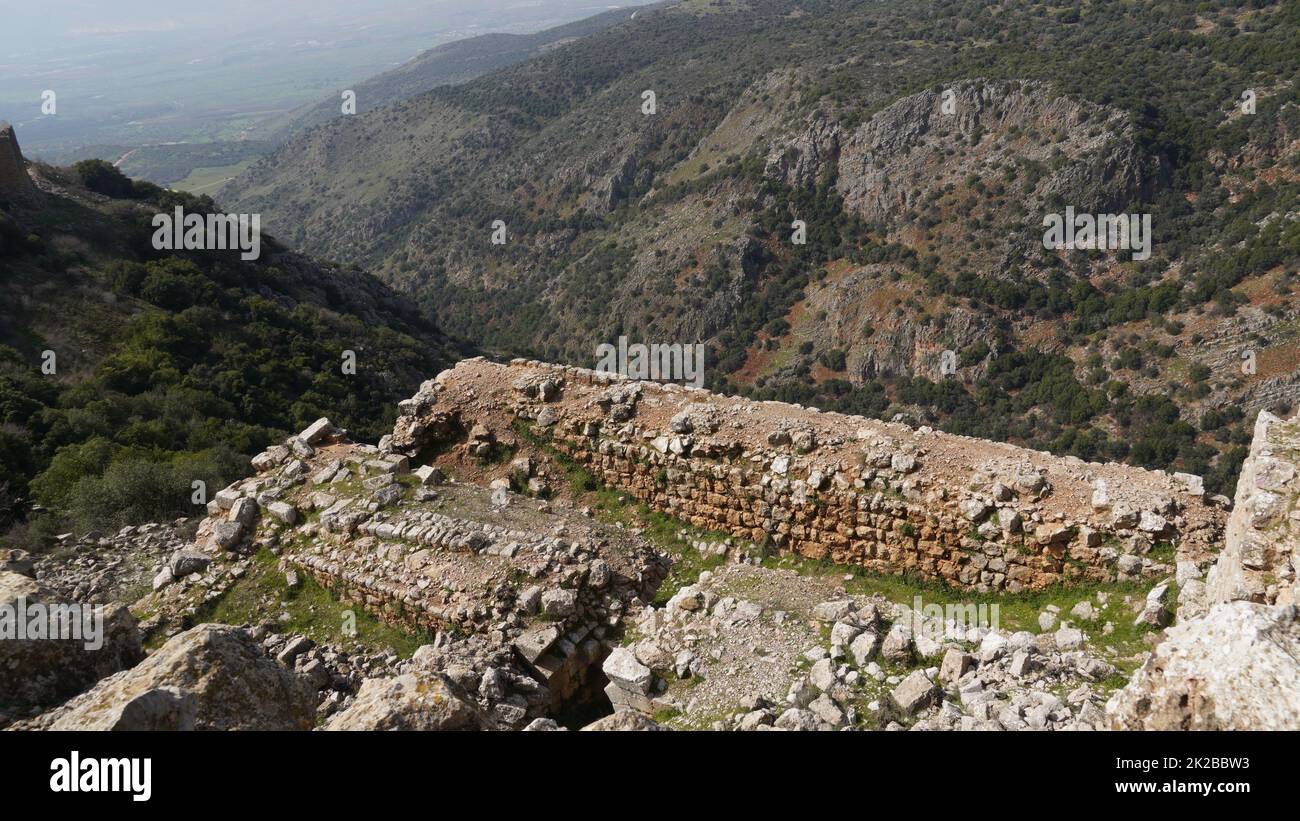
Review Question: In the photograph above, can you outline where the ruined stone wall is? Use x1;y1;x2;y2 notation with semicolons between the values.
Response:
0;122;39;207
1205;410;1300;606
1108;410;1300;730
391;358;1227;593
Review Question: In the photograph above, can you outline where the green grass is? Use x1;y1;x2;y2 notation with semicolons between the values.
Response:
761;551;1166;669
192;545;434;658
171;158;256;194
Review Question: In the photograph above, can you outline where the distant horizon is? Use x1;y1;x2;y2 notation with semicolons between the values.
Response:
0;0;656;155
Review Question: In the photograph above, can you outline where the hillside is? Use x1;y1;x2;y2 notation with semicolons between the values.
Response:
221;0;1300;499
0;136;468;544
258;5;662;143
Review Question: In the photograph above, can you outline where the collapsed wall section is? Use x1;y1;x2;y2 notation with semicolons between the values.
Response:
389;358;1227;593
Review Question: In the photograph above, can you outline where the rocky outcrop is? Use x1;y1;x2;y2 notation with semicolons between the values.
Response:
23;624;316;730
391;358;1225;593
770;81;1159;234
790;265;997;382
1205;410;1299;607
1107;601;1300;730
0;122;39;208
0;570;142;720
324;669;482;730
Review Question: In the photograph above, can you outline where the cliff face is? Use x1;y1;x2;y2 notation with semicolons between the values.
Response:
0;122;40;208
771;80;1159;236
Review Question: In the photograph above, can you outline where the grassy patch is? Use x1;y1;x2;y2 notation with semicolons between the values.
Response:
194;546;434;657
761;551;1162;661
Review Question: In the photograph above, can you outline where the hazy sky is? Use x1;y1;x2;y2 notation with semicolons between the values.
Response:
0;1;636;56
0;0;651;150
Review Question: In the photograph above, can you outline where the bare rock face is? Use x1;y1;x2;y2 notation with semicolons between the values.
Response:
0;122;39;207
0;570;142;718
27;624;316;730
831;80;1158;229
324;670;482;731
1106;602;1300;730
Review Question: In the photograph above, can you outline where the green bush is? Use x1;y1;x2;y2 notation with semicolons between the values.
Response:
72;159;137;199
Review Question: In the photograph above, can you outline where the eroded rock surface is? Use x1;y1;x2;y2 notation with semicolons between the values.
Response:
1205;411;1299;607
19;624;316;731
0;570;142;723
1108;411;1300;730
1107;601;1300;730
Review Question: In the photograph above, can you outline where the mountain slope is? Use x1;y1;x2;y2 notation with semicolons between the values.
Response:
221;0;1300;496
0;150;468;541
259;5;662;143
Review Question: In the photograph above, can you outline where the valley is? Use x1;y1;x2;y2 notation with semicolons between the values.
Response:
1;0;1299;745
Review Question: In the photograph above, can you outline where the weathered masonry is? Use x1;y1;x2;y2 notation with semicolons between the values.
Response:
390;358;1227;593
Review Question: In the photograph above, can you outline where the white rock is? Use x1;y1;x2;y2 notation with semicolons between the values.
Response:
603;648;653;695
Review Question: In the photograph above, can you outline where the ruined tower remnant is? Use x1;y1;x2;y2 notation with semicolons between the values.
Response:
0;122;40;208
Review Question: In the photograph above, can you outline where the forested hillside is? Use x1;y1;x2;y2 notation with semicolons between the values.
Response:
0;160;466;545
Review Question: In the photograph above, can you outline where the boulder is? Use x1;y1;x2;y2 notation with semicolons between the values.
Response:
774;707;821;730
229;497;259;527
939;648;973;687
1135;582;1172;628
267;501;299;525
170;549;212;578
513;624;558;664
829;620;863;649
892;670;940;714
849;631;880;666
603;647;653;695
1055;626;1085;651
34;624;315;730
414;465;445;485
251;445;290;472
325;671;480;731
541;588;577;618
811;600;854;622
1;549;34;578
0;571;142;713
298;417;336;445
581;712;669;731
881;622;914;664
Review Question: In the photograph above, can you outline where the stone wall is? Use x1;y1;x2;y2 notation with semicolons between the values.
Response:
390;358;1227;593
1107;410;1300;730
1205;410;1300;606
197;422;668;721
